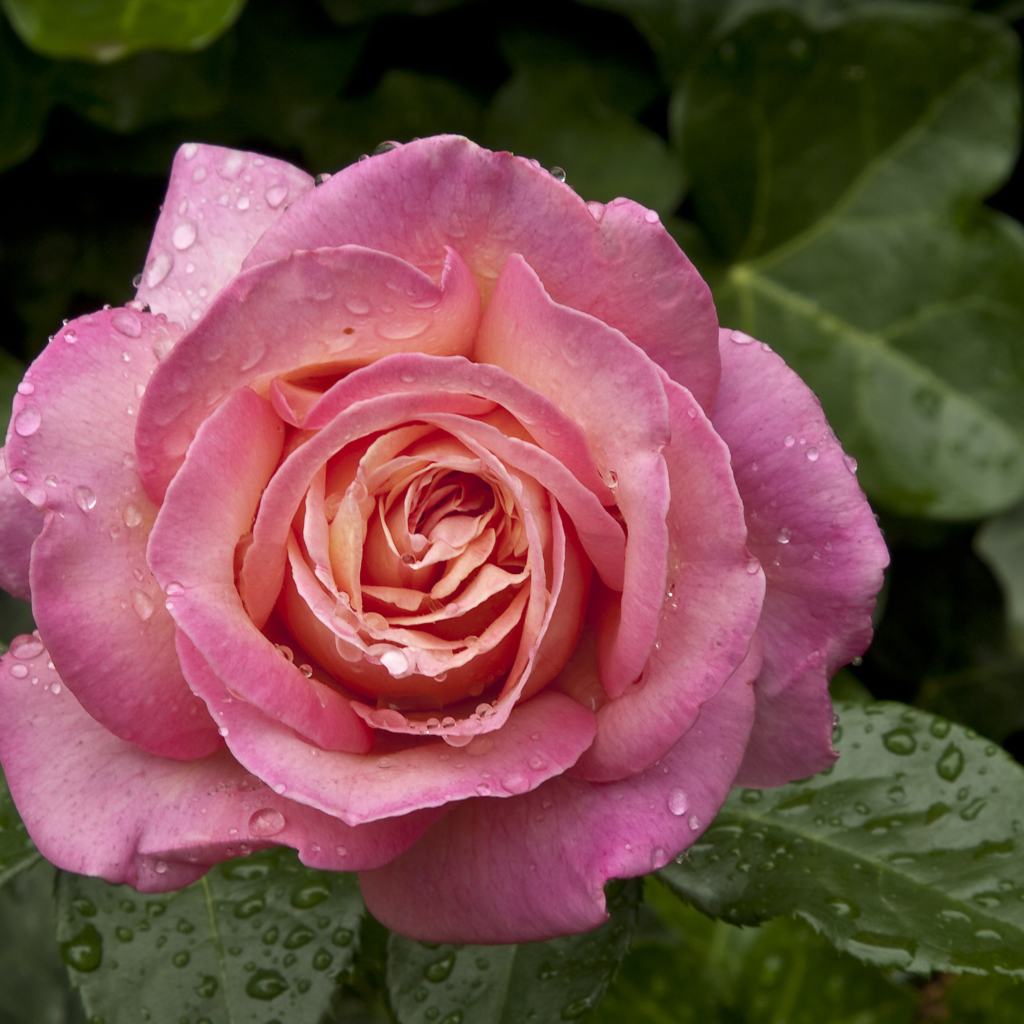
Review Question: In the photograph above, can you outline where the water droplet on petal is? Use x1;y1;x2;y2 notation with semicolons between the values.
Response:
9;664;28;678
192;165;207;182
131;590;154;621
549;166;566;182
14;407;41;437
165;582;185;596
731;331;755;344
746;556;761;574
784;434;795;447
844;454;858;474
236;196;250;211
777;527;792;544
248;808;286;838
154;860;168;874
144;252;173;288
807;447;819;462
10;635;44;659
476;783;492;797
112;309;142;337
64;328;77;343
644;209;660;224
265;184;288;208
687;813;701;831
373;141;400;155
172;221;197;251
73;486;96;511
500;773;530;794
668;789;689;816
17;381;34;395
379;649;409;677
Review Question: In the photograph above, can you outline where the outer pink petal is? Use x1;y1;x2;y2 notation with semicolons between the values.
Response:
177;630;597;826
712;329;889;787
135;143;314;327
359;650;758;944
147;386;372;754
0;641;435;892
245;135;721;410
5;310;220;759
0;451;43;600
476;254;670;698
572;379;764;780
137;244;480;503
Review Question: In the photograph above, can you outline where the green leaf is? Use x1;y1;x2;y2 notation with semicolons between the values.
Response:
0;768;39;888
387;880;640;1024
318;0;471;24
0;860;85;1024
594;880;918;1024
676;4;1024;518
659;701;1024;976
56;849;365;1023
0;0;247;62
916;661;1024;744
976;502;1024;655
482;34;684;214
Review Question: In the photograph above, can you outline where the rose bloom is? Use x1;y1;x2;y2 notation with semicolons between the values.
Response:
0;137;886;943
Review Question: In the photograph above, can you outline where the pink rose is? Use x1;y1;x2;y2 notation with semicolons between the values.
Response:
0;136;886;943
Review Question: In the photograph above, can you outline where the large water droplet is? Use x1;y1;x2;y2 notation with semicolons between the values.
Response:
131;590;154;621
112;309;142;337
73;486;97;512
14;406;41;437
218;152;245;180
247;807;285;838
668;789;689;816
265;184;288;208
731;331;755;344
425;952;455;983
937;744;964;782
144;252;174;289
17;381;34;395
883;728;917;756
806;447;819;462
172;221;197;251
10;635;44;660
500;773;530;794
246;969;288;1000
60;924;102;972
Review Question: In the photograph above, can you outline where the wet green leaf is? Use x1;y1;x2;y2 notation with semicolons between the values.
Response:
388;880;640;1024
594;880;917;1024
660;702;1024;976
976;502;1024;655
482;33;683;214
0;768;38;888
56;847;365;1023
677;4;1024;518
0;0;246;62
0;860;85;1023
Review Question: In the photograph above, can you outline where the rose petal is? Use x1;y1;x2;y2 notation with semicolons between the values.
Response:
147;386;372;754
359;647;758;944
137;244;481;502
5;310;220;759
0;642;435;891
476;254;671;698
0;450;43;600
246;136;720;409
712;329;889;786
177;629;597;826
571;378;765;780
135;143;315;327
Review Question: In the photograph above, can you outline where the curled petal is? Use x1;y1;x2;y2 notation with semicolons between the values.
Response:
5;310;219;759
712;329;889;786
135;143;315;326
247;135;720;409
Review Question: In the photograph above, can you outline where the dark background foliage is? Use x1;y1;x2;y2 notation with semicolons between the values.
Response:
4;0;1024;1021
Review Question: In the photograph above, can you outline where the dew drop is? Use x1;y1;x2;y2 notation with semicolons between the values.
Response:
379;649;409;677
248;807;286;838
373;140;400;155
549;166;566;182
13;407;41;437
345;297;371;316
265;184;288;208
9;664;28;679
687;813;701;831
144;252;174;289
500;773;530;794
937;744;964;782
883;728;917;756
73;486;97;511
776;527;792;545
236;195;250;211
784;434;795;447
806;447;819;462
746;557;761;574
10;635;44;660
731;331;755;344
172;221;197;251
668;789;689;816
154;861;168;875
476;783;492;797
644;209;660;224
122;504;143;528
63;328;77;344
165;582;185;596
131;590;154;622
16;381;34;395
844;454;858;474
